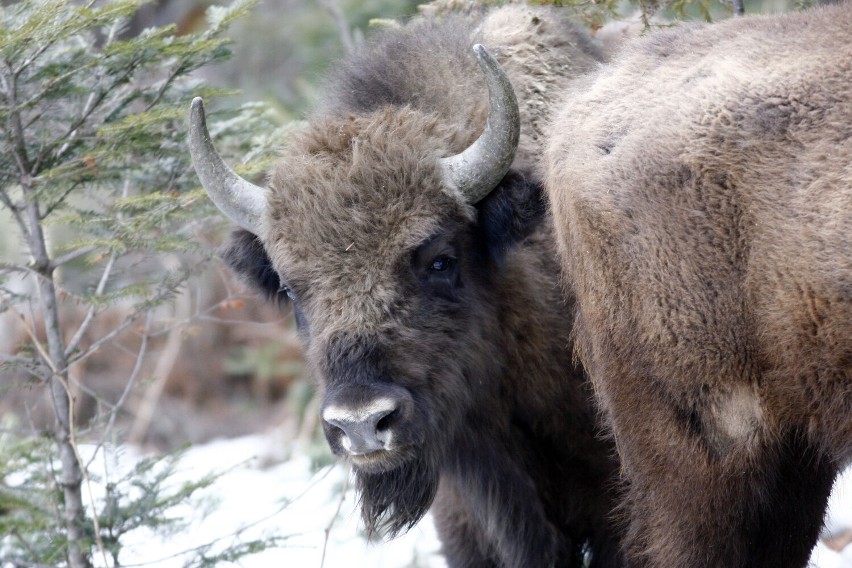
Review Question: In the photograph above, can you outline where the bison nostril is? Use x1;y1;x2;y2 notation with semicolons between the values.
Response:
327;422;346;436
375;409;397;432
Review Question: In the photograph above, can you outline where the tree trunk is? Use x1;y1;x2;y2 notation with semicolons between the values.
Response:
24;186;91;568
7;55;91;565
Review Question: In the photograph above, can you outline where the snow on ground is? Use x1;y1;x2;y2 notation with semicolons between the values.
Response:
78;433;852;567
813;468;852;568
92;434;444;568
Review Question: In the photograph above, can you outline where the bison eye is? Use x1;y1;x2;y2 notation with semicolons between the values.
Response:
279;285;296;302
430;256;455;272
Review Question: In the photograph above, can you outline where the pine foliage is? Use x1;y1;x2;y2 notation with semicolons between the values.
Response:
0;1;282;566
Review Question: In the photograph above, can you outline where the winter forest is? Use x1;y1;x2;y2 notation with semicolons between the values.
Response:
1;0;850;567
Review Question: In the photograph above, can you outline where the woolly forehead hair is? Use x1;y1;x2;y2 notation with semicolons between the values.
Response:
262;106;476;276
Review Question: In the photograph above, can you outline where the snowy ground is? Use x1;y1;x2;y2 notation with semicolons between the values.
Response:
94;434;444;568
77;433;852;567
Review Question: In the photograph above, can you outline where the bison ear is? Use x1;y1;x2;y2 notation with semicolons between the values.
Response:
220;229;282;301
475;170;547;264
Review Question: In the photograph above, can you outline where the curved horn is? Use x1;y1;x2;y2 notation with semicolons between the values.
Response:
439;44;520;204
189;97;265;234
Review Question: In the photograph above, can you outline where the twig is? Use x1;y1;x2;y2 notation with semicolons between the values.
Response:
0;188;29;241
87;311;153;468
9;526;48;565
119;465;340;568
64;250;116;357
0;554;55;568
63;269;189;371
50;244;97;272
127;289;190;445
0;292;55;373
320;465;350;568
145;295;288;339
318;0;354;54
0;353;40;365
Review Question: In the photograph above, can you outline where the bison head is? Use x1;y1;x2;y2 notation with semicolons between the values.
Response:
190;46;544;536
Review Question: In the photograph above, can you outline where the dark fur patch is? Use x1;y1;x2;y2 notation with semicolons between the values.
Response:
220;229;282;301
740;429;836;567
356;454;441;538
476;170;548;265
321;17;476;117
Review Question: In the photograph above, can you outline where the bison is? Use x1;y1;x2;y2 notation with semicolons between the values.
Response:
544;3;852;567
190;6;623;567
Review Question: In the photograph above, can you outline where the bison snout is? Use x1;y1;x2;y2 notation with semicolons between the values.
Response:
322;398;400;456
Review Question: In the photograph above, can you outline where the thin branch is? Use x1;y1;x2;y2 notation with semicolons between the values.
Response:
52;88;111;164
51;53;147;167
0;262;41;279
143;61;192;113
145;295;286;339
80;448;110;567
3;60;33;176
320;466;349;568
63;250;115;357
9;526;48;563
119;465;339;568
0;355;49;385
40;180;82;220
13;1;119;107
318;0;354;54
128;288;190;445
63;269;190;371
0;353;37;365
50;244;97;272
87;311;153;465
0;188;30;241
64;308;145;369
0;264;88;313
0;293;55;373
14;60;98;117
0;554;55;568
193;312;291;327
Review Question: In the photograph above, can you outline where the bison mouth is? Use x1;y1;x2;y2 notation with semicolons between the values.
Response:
354;451;440;538
346;439;420;473
349;450;398;473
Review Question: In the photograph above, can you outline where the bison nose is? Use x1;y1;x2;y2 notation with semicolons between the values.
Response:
322;400;398;456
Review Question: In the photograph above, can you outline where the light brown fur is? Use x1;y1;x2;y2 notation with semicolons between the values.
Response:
545;4;852;567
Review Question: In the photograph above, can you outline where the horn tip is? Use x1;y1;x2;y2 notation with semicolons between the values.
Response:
190;97;207;130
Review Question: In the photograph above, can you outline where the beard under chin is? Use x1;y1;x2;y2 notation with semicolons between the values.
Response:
355;454;439;539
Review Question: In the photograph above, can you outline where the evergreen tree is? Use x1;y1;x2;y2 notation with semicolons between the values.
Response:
0;1;280;566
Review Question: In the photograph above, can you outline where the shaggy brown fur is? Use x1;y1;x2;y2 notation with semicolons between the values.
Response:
544;4;852;567
221;6;623;567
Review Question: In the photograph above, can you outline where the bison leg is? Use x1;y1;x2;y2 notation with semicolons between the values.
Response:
432;479;500;568
603;377;836;568
434;437;585;567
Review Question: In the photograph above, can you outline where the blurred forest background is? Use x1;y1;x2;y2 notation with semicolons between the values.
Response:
0;0;822;565
0;0;814;455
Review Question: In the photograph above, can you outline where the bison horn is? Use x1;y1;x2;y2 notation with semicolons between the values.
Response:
189;97;265;234
440;44;520;204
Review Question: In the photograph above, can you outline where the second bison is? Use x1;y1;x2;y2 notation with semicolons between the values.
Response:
546;4;852;567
